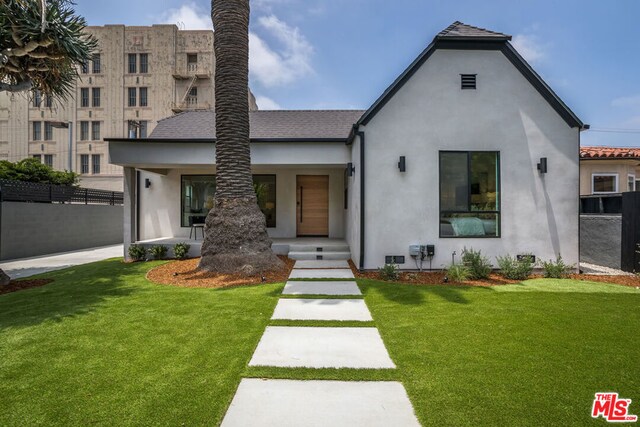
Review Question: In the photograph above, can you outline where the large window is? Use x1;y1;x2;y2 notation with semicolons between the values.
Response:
92;53;101;74
91;121;100;140
180;175;276;227
128;87;136;107
32;121;41;141
592;174;618;194
439;151;500;237
92;154;101;174
128;53;137;73
92;87;101;107
80;88;89;107
80;121;89;140
139;53;148;73
44;122;53;141
139;87;148;107
80;154;89;174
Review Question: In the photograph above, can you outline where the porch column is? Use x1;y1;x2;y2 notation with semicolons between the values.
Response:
123;167;137;260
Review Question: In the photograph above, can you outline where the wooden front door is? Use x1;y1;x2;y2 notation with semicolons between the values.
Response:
296;175;329;236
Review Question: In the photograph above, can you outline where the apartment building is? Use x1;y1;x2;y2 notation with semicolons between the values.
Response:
0;24;257;191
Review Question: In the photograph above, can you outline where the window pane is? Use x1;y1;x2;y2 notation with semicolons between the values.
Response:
44;122;53;140
92;54;101;73
628;176;635;192
140;121;147;138
92;154;100;174
80;121;89;140
128;87;136;107
81;88;89;107
181;175;216;227
440;152;468;211
44;154;53;168
92;88;100;107
33;89;41;107
253;175;276;228
81;154;89;174
32;122;41;140
140;53;148;73
440;213;499;237
92;121;100;140
593;175;617;193
128;54;137;73
139;87;148;107
470;152;499;211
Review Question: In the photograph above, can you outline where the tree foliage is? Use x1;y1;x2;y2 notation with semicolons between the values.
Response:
0;158;78;185
0;0;97;98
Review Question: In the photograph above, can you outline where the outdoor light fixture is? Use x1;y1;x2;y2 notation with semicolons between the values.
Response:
398;156;406;172
537;157;548;174
346;162;355;177
145;178;152;188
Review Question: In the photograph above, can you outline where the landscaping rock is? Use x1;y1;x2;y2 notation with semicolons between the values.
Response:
0;268;10;287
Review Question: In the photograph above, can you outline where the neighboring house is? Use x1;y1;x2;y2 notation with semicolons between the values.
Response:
0;24;257;192
580;146;640;195
108;21;587;270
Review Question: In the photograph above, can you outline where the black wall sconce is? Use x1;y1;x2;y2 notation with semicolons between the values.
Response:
145;178;152;188
398;156;406;172
346;162;355;177
537;157;548;174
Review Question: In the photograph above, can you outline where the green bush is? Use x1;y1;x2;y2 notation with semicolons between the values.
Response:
445;263;470;282
461;247;492;279
173;242;191;260
128;244;147;262
541;255;573;278
496;254;534;280
148;245;168;260
0;158;78;185
378;263;399;281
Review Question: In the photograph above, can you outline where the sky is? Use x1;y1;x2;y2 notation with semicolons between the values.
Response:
74;0;640;147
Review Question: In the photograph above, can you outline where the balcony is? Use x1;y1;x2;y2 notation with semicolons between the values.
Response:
172;63;211;80
171;99;211;113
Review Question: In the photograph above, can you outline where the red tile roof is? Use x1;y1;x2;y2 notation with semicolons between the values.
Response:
580;146;640;159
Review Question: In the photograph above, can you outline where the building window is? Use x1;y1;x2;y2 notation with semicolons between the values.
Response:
44;154;53;168
139;53;148;73
44;122;53;141
439;151;500;237
128;53;137;73
80;154;89;174
33;154;42;162
139;87;148;107
32;121;41;141
80;88;89;107
91;121;100;140
180;175;276;227
592;174;618;194
92;53;101;74
92;87;101;107
45;95;53;108
80;121;89;140
92;154;100;174
81;60;88;74
628;175;636;192
187;53;197;72
33;89;41;107
128;87;136;107
187;86;197;106
139;120;148;138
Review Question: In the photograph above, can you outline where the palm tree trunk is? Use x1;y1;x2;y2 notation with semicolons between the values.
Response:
199;0;283;273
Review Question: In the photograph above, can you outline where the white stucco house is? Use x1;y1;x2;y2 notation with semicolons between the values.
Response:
108;21;587;270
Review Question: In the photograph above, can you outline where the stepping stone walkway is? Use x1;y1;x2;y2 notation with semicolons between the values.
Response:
221;260;420;426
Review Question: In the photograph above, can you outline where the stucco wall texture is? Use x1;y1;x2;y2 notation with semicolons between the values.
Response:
0;202;123;260
579;215;622;269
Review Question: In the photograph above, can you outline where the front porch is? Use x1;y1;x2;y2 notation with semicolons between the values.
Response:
135;237;351;260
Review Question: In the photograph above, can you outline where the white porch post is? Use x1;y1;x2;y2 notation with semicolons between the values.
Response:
123;167;137;260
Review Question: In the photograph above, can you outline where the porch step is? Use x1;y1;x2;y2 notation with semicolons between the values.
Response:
288;251;351;261
289;243;350;253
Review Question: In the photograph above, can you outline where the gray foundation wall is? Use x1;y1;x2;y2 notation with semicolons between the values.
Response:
0;202;123;260
579;214;621;269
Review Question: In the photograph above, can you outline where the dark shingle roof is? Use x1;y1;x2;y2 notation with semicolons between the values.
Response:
436;21;511;41
149;110;365;140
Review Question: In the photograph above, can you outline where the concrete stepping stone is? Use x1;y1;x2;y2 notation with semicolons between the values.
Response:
221;379;420;427
294;260;350;269
249;326;395;369
272;299;373;321
282;280;361;296
288;268;355;279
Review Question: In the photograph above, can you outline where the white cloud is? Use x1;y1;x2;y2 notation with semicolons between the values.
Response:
255;95;282;110
511;34;545;64
158;2;211;30
611;95;640;108
249;14;313;87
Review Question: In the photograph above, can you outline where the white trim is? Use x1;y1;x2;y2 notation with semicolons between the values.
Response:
628;174;636;192
591;173;618;194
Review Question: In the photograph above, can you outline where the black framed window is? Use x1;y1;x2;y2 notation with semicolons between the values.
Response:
80;154;89;174
80;88;89;107
92;87;101;107
80;121;89;140
180;175;276;227
139;53;148;73
128;87;136;107
128;53;137;73
32;121;41;141
92;154;100;174
92;53;101;73
44;122;53;141
139;87;148;107
439;151;500;237
91;121;100;140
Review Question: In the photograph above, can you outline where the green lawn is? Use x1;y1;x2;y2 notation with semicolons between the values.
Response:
1;261;639;426
0;259;281;426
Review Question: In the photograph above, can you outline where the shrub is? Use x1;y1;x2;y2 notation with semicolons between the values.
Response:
378;263;399;281
173;242;191;260
541;255;573;278
128;244;147;262
496;254;534;280
461;247;492;279
0;158;78;185
148;245;168;260
445;263;470;283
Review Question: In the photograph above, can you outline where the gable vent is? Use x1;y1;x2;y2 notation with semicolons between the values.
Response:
461;74;477;90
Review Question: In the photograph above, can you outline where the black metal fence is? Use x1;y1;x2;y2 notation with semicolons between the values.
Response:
580;194;622;214
0;179;123;205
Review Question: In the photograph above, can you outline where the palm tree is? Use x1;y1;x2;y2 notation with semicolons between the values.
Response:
199;0;282;273
0;0;97;98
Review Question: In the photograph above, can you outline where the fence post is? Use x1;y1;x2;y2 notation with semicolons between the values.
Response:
111;192;115;206
85;188;88;204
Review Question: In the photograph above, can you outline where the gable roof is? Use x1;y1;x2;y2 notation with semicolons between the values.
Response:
355;21;584;130
148;110;365;141
580;146;640;160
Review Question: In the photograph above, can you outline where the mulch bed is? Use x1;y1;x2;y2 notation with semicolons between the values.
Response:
147;255;295;288
0;278;55;295
347;260;640;287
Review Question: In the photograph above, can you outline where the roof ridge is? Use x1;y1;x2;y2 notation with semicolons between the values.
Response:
436;21;511;40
